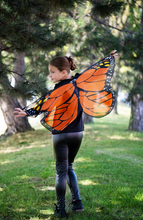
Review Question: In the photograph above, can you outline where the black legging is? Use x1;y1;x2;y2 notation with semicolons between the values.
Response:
52;132;83;210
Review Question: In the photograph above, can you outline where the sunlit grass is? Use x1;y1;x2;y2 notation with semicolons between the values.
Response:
0;103;143;219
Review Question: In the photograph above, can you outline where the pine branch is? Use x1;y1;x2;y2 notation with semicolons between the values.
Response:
3;67;47;95
91;15;138;35
131;0;142;9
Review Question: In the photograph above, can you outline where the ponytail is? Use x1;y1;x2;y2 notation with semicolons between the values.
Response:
64;56;76;71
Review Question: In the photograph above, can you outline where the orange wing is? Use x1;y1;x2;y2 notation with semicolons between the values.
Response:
40;83;78;131
79;89;115;117
24;55;115;131
76;55;115;117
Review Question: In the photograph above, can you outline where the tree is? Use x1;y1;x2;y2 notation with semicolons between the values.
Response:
79;0;143;132
0;51;33;136
0;0;86;135
107;0;143;132
125;2;143;132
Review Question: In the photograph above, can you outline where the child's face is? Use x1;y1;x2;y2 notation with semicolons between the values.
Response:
48;64;65;83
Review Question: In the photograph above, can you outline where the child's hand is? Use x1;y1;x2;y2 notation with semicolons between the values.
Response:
110;50;118;59
13;108;27;117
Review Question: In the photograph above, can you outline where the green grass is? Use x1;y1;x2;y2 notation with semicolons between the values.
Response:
0;104;143;220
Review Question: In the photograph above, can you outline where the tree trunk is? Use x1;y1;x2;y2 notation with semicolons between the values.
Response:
83;112;93;124
0;96;33;136
14;50;26;108
128;94;143;132
128;6;143;133
0;51;33;136
112;66;120;114
112;84;119;114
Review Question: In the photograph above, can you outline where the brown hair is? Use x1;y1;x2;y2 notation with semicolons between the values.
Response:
49;56;76;73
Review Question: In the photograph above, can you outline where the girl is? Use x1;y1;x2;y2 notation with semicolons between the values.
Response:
13;51;118;218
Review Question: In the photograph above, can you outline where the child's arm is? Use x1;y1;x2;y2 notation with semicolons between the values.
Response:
13;90;52;118
110;50;118;59
13;108;27;117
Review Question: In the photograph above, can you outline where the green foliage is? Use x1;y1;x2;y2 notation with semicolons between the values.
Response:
0;105;143;219
0;0;86;51
0;0;86;99
90;0;123;17
120;33;143;99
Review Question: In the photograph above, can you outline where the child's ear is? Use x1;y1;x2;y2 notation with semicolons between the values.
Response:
62;70;68;75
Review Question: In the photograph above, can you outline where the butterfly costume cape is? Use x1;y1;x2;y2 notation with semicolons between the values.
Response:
24;54;115;132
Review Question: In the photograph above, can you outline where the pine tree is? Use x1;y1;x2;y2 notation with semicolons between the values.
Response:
126;3;143;132
90;0;143;132
0;0;86;136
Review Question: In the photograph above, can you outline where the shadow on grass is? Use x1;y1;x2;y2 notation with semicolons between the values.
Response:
0;206;51;220
0;176;56;219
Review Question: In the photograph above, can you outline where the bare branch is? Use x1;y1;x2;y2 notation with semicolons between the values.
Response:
91;16;138;35
131;0;142;9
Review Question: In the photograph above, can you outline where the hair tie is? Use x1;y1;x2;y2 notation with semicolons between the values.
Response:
65;56;76;71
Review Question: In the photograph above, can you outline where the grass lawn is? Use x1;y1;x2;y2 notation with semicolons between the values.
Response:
0;104;143;220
